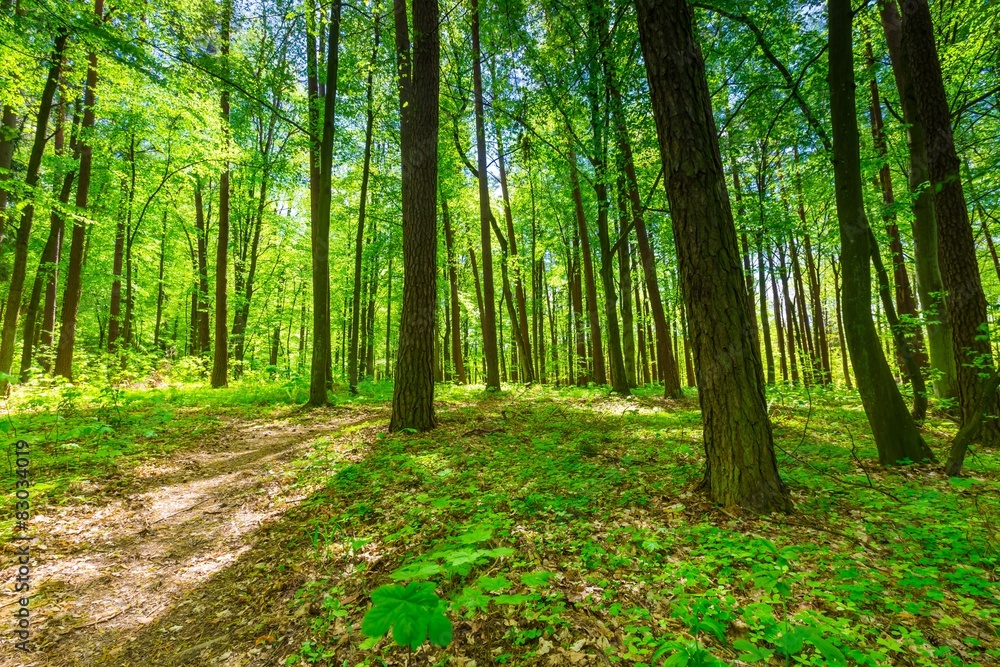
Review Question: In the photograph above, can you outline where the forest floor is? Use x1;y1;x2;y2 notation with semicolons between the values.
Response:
0;380;998;667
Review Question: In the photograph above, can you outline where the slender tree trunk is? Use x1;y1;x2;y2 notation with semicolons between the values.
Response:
617;179;636;387
865;39;927;380
154;209;167;349
0;105;18;258
307;0;342;404
612;87;681;397
389;0;439;431
768;248;787;382
471;0;500;391
568;145;606;385
22;94;74;378
349;15;379;393
777;244;799;385
0;31;66;391
443;198;466;383
828;0;933;464
831;255;853;389
757;237;776;384
212;0;233;388
496;133;534;382
54;2;102;379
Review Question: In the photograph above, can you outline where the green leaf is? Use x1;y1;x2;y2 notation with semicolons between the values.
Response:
478;576;511;592
808;634;846;666
361;582;453;650
390;561;444;581
457;526;494;543
492;593;540;605
520;571;554;587
733;639;774;663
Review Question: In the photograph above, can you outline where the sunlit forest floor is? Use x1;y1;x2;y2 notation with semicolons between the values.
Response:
1;380;998;666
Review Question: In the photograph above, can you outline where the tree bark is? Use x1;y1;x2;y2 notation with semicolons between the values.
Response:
443;198;466;383
307;0;342;404
900;0;995;438
54;1;103;379
828;0;933;464
636;0;790;511
0;31;66;391
212;0;233;388
389;0;439;431
349;15;379;393
471;0;500;391
568;145;606;386
880;0;957;400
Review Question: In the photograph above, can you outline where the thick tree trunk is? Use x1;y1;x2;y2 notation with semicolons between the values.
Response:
389;0;439;431
828;0;933;465
636;0;789;511
880;0;957;400
900;0;995;441
0;31;66;391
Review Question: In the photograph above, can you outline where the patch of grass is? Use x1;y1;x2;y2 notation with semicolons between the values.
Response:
278;383;1000;667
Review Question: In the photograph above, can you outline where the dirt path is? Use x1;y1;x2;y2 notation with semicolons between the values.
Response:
1;409;365;667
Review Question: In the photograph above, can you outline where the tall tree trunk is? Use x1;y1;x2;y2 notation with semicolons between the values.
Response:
194;181;211;354
865;38;927;381
900;0;995;447
349;15;379;393
636;0;789;511
777;244;799;385
307;0;342;404
828;0;933;465
54;1;102;379
0;105;18;258
471;0;500;391
802;233;831;384
757;237;776;384
0;31;66;391
831;255;853;389
768;247;788;383
881;0;957;399
495;131;534;382
443;198;466;383
212;0;233;388
568;145;606;385
21;92;74;378
154;209;167;349
612;86;681;397
617;178;636;387
389;0;439;431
